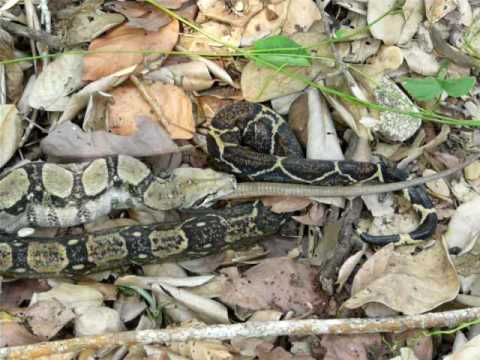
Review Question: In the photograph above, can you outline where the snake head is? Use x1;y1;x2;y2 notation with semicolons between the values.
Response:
171;168;237;208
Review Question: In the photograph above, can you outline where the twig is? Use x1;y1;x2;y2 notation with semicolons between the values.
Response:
0;19;62;49
2;307;480;359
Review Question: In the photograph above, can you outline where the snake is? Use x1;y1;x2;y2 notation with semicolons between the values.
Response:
0;102;439;278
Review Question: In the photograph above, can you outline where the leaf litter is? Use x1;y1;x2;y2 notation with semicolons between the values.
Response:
1;0;480;358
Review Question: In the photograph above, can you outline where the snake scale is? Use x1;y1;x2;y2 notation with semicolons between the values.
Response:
0;102;437;278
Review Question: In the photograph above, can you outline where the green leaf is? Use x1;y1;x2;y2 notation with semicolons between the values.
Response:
402;77;443;102
437;76;476;97
251;35;311;68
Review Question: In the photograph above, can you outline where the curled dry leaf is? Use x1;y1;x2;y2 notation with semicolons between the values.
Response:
113;293;147;323
0;105;24;169
445;196;480;253
398;0;424;45
169;338;234;360
41;117;178;160
336;247;367;292
59;64;136;124
108;83;195;139
343;239;459;315
82;20;179;81
219;258;327;316
402;43;440;76
146;61;214;91
153;283;230;324
28;55;83;111
115;274;215;289
262;196;312;213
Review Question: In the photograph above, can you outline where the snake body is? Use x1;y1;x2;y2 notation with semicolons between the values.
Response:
207;102;437;245
0;102;438;277
0;202;285;278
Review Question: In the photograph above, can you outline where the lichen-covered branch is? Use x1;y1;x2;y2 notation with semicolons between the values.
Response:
2;307;480;359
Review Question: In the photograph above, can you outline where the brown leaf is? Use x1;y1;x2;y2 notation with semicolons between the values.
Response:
292;203;326;226
0;316;43;347
108;83;194;139
219;258;327;316
343;239;459;315
83;20;179;81
262;197;311;213
257;346;315;360
0;280;50;310
105;1;172;31
321;334;385;360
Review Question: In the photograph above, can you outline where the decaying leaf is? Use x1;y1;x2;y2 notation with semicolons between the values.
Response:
425;0;457;23
445;196;480;253
343;239;459;315
444;334;480;360
0;316;43;347
197;0;264;27
146;61;215;91
0;105;24;168
107;82;194;139
74;306;124;336
40;117;178;160
219;258;327;316
321;334;384;360
105;1;172;31
83;20;179;81
28;54;84;111
30;283;104;315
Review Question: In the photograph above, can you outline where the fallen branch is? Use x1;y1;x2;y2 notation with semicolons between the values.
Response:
2;307;480;359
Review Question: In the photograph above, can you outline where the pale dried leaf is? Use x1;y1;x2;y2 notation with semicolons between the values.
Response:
425;0;457;23
336;247;367;292
292;202;326;226
402;43;440;75
115;275;215;289
146;61;214;91
169;338;234;360
398;0;424;44
444;334;480;360
445;196;480;253
0;105;24;168
343;239;459;315
241;1;288;46
282;0;322;35
41;117;178;160
153;283;230;324
179;21;242;53
108;83;195;139
58;64;135;124
30;283;104;315
83;20;179;81
262;196;311;213
368;0;404;45
0;320;43;347
24;299;75;339
257;346;315;360
423;169;450;197
74;306;124;336
114;294;147;323
197;0;264;27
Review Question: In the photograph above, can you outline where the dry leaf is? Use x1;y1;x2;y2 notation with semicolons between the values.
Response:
0;105;24;168
24;299;75;339
336;247;367;292
197;0;264;27
262;196;311;213
153;283;230;324
282;0;322;35
241;25;334;102
257;346;315;360
83;20;179;81
179;21;242;53
292;202;326;226
146;61;214;91
219;258;327;316
445;196;480;253
425;0;457;23
40;117;178;160
0;280;50;310
321;335;384;360
343;239;459;315
169;338;234;360
444;334;480;360
28;54;84;111
74;306;124;336
31;283;104;315
105;1;172;31
108;83;194;139
0;317;43;347
368;0;405;45
241;1;288;46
